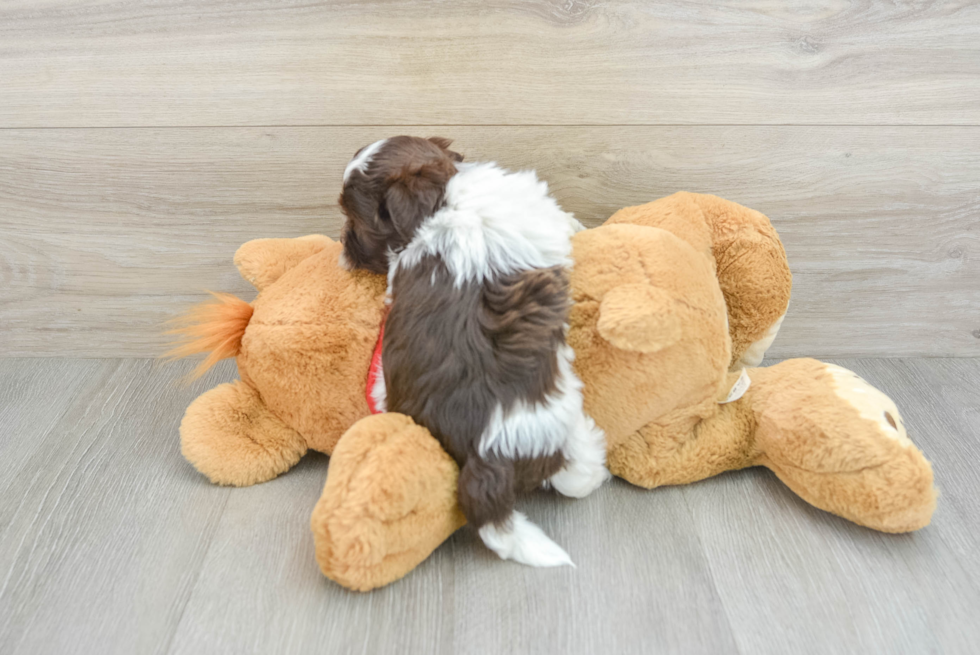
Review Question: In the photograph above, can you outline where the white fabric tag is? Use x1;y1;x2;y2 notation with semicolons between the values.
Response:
719;368;751;404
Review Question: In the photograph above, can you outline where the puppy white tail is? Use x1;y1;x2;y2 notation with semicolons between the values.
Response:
478;511;575;568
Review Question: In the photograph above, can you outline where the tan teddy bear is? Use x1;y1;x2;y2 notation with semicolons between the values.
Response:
170;192;937;592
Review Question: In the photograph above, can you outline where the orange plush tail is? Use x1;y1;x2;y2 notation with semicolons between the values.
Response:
163;292;254;381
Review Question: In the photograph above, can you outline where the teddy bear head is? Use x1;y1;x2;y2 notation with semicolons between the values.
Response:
237;238;387;454
568;223;732;446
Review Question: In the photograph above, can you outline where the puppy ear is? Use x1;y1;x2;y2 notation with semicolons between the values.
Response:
427;136;453;150
338;186;389;274
427;136;464;162
338;185;379;229
384;156;456;239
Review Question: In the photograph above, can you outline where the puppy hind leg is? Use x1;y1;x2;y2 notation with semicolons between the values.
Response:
459;455;573;568
549;413;610;499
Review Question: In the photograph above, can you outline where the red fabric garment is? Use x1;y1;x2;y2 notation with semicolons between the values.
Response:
366;314;386;415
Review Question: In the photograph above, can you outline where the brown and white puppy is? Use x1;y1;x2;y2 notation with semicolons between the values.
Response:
339;136;609;567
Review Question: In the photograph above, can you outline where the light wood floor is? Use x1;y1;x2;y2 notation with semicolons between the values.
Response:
1;357;978;655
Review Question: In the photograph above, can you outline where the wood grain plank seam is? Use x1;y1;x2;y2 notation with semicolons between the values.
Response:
678;489;744;655
159;490;232;655
0;361;121;499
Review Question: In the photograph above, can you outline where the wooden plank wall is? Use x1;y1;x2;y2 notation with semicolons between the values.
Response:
1;1;978;357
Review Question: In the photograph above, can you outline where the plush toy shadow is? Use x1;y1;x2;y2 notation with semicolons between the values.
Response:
169;192;936;591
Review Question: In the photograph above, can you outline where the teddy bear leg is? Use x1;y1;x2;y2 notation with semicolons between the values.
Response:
311;413;466;591
752;360;937;532
549;413;611;498
180;380;308;486
607;399;758;489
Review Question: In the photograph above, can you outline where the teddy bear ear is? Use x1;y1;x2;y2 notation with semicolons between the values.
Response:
234;235;335;290
597;284;684;353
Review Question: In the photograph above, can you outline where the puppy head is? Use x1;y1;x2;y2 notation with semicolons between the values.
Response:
339;136;463;274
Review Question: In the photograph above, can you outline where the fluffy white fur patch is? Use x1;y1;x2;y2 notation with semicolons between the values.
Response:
478;344;579;459
548;412;611;498
478;511;574;568
390;162;581;287
478;343;609;496
343;139;387;183
369;357;387;414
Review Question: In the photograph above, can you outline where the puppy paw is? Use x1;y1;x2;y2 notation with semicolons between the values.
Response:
549;461;611;499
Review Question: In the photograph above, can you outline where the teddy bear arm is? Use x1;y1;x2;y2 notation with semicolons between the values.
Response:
311;413;466;591
686;194;792;368
234;235;335;290
180;380;308;486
